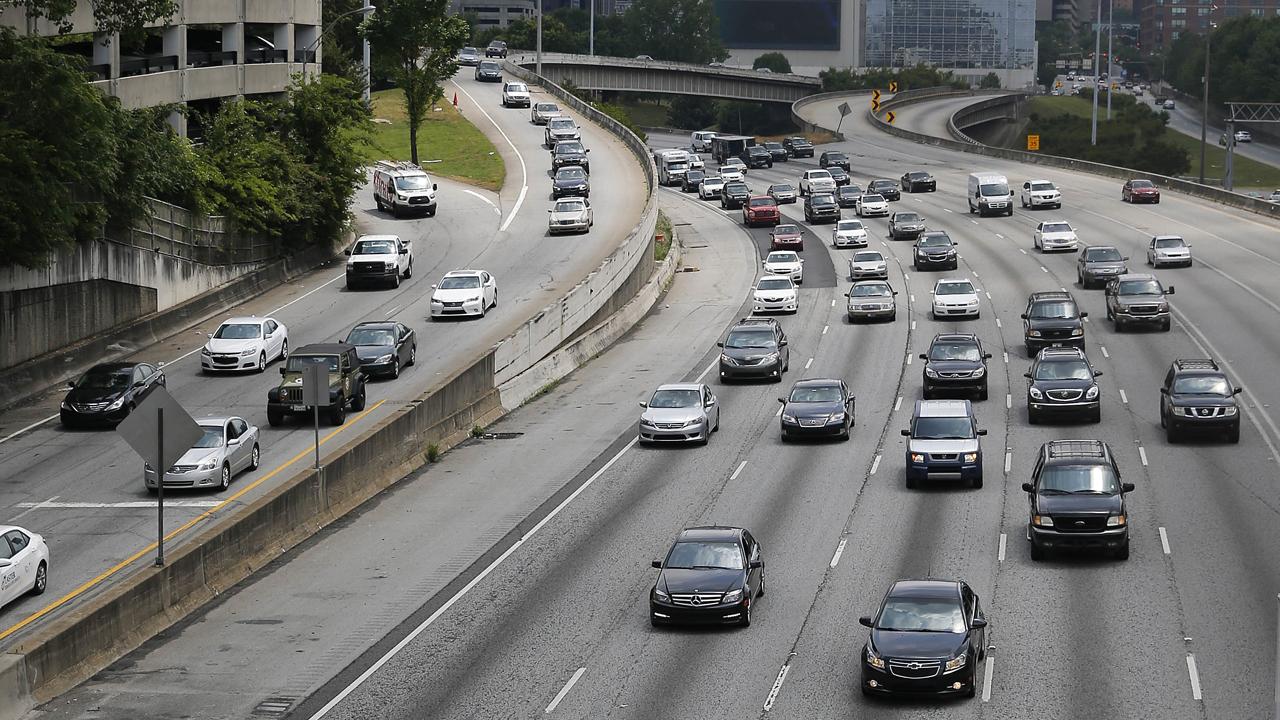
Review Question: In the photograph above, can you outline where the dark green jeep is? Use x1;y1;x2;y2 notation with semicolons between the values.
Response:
267;343;367;426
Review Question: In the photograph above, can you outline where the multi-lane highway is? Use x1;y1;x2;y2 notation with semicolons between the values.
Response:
0;71;647;642
22;91;1280;720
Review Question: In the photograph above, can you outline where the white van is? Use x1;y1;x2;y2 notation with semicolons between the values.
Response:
373;160;438;218
691;131;717;152
967;172;1013;217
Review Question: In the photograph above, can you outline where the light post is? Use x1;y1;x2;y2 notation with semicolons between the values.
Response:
1106;0;1113;120
300;4;376;81
1199;7;1216;185
536;0;543;76
363;0;371;105
589;0;594;56
1090;0;1102;145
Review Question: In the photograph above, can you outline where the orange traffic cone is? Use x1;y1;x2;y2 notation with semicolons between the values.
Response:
452;92;458;107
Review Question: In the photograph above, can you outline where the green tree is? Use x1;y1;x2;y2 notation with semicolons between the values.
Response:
625;0;726;64
363;0;468;164
820;64;965;92
2;0;178;36
1034;20;1080;88
668;95;716;129
752;51;791;73
980;72;1001;89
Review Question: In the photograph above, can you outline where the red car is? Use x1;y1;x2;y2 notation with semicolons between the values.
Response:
743;196;780;227
1122;179;1161;204
770;223;804;251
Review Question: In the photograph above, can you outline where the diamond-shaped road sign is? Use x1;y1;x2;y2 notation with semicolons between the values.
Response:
837;101;851;117
116;386;203;472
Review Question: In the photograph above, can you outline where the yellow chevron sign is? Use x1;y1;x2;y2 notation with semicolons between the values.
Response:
886;111;896;124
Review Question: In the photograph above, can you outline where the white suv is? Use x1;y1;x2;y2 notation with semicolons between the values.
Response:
1147;235;1192;268
1020;180;1062;209
800;169;836;196
501;82;531;108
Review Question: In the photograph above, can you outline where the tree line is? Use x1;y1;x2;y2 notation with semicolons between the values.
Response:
1026;91;1190;176
1163;16;1280;106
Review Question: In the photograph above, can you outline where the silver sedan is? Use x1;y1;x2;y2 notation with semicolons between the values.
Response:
638;383;720;445
548;198;593;234
144;416;260;492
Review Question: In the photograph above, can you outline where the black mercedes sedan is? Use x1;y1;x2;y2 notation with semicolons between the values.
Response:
778;378;853;441
344;321;416;379
869;178;901;201
60;362;165;428
859;579;988;698
650;526;764;627
901;171;937;192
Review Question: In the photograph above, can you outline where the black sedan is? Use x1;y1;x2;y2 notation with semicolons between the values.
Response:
344;321;416;379
60;362;165;428
901;171;937;192
650;526;764;627
680;169;706;193
720;181;751;209
859;579;988;698
552;166;590;199
474;60;502;82
819;151;851;171
827;166;852;187
779;378;854;440
869;179;901;201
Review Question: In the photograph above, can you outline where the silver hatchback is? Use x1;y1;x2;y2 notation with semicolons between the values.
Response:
638;383;720;445
144;416;260;492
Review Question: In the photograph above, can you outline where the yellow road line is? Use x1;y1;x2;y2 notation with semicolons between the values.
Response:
0;399;388;643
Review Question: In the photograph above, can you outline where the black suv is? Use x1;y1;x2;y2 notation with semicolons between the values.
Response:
783;136;814;157
741;145;773;169
913;231;958;270
1160;358;1242;443
720;181;751;209
718;318;789;382
819;151;850;171
763;141;789;162
868;178;901;201
267;343;367;426
1021;291;1086;356
1077;245;1129;288
1023;440;1134;560
484;40;508;58
835;184;862;208
803;192;840;223
1025;347;1102;424
921;333;991;400
650;526;764;627
680;169;705;193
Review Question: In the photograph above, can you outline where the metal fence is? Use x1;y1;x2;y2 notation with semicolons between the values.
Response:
107;197;281;266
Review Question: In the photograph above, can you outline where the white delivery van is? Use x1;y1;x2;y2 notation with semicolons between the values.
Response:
967;172;1013;217
373;160;438;218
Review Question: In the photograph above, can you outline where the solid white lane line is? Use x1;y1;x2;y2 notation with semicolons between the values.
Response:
1002;352;1008;364
804;357;813;370
822;325;829;335
763;662;791;711
695;358;718;383
9;495;59;522
870;454;882;475
894;396;902;411
461;188;501;214
545;667;587;714
1139;446;1149;466
1159;526;1172;555
982;657;995;702
998;533;1007;563
906;352;913;365
1100;345;1110;358
1004;451;1012;474
450;80;527;233
1186;654;1203;701
995;318;1002;328
1119;389;1128;404
830;539;848;567
306;437;638;720
1039;266;1048;273
1005;394;1012;409
730;461;748;481
14;500;222;509
1018;248;1027;255
0;415;59;446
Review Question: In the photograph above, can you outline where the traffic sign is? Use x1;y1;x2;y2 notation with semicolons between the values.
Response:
872;89;881;101
889;81;899;93
116;386;203;475
1111;82;1119;90
1055;81;1062;89
837;101;851;117
1027;134;1041;151
872;98;881;112
886;111;896;125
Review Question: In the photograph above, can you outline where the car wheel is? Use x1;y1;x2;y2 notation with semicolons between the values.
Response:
391;272;400;288
1228;424;1240;443
1161;318;1171;332
758;571;766;597
971;473;983;489
403;262;412;279
30;561;46;596
1114;542;1130;561
390;358;400;379
250;443;260;470
1028;408;1039;425
408;344;417;366
267;409;283;427
375;196;385;212
1091;408;1102;424
329;401;346;426
740;601;752;627
1030;538;1046;561
906;475;918;489
979;384;989;401
841;425;851;441
1159;406;1167;428
279;339;288;361
352;387;367;412
1166;425;1178;443
219;463;231;491
257;352;267;373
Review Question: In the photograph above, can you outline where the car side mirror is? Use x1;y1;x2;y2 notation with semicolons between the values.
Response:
749;560;763;569
1023;372;1032;378
1166;286;1175;294
1122;482;1136;493
343;248;351;256
431;284;438;289
900;429;910;436
716;342;725;348
971;618;988;629
228;436;241;445
1233;387;1243;394
66;381;76;389
280;367;287;376
433;183;438;191
207;332;214;338
1019;313;1028;319
0;559;11;569
1021;482;1034;493
651;560;662;568
1159;387;1169;394
858;616;873;628
977;429;988;436
1122;256;1129;261
547;209;553;213
705;398;715;407
779;339;787;346
585;149;591;153
983;352;992;359
918;353;928;360
638;401;647;408
400;247;408;254
1094;370;1104;377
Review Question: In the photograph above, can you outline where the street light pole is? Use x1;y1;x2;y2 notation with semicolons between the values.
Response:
1090;0;1102;145
1106;0;1113;120
362;0;371;106
1199;10;1213;184
589;0;594;56
301;4;376;81
536;0;543;76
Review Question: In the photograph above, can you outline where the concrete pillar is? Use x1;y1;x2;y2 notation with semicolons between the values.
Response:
295;23;319;74
163;23;186;69
222;22;243;64
272;23;292;63
167;109;187;136
93;31;119;79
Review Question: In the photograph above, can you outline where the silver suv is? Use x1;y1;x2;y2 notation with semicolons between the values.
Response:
901;399;986;489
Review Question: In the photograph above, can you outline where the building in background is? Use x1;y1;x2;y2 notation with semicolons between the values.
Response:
458;0;536;28
715;0;863;73
1133;0;1267;51
1039;0;1086;24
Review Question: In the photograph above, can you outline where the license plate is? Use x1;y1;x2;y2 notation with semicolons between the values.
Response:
291;404;307;412
1051;342;1063;347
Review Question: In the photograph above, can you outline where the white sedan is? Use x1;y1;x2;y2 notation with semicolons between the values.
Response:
431;270;498;319
848;250;889;280
719;166;745;183
548;198;593;234
763;250;804;283
833;219;869;248
931;278;981;319
201;316;289;373
699;176;726;199
0;525;48;609
752;275;798;314
1033;221;1079;252
855;193;889;217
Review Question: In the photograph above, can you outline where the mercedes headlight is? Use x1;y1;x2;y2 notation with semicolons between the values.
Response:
944;654;968;673
654;588;670;602
1027;330;1042;337
866;647;885;670
1071;327;1084;336
1106;515;1127;527
1029;387;1043;400
722;588;743;603
1033;514;1054;527
972;367;985;378
963;452;979;463
1086;385;1099;399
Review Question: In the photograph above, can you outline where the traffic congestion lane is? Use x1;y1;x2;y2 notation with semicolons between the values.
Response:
0;71;649;634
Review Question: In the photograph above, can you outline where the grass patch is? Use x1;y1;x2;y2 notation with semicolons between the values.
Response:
361;89;504;191
1028;95;1097;121
655;211;673;262
426;443;441;463
614;98;671;127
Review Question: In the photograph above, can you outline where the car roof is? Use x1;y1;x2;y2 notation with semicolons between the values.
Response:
219;316;268;325
1029;291;1074;302
356;234;400;243
914;399;973;418
1037;346;1087;360
758;274;794;282
1042;439;1109;463
1028;178;1054;183
351;321;398;331
1115;273;1158;282
1082;244;1119;251
935;277;973;285
443;269;486;278
196;415;240;427
655;382;703;392
292;342;355;355
1152;234;1184;240
888;579;961;599
1172;358;1223;375
791;377;842;389
931;333;978;344
678;526;744;542
732;317;780;329
852;279;890;287
86;362;141;373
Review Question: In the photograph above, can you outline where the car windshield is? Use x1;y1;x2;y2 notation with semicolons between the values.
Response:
506;83;526;92
749;198;776;207
790;385;842;402
725;330;776;349
726;183;748;193
1155;237;1186;248
1029;301;1078;319
1043;223;1072;233
193;426;225;448
77;369;131;390
929;342;981;361
895;213;921;223
918;235;951;247
537;103;558;112
549;119;574;129
555;143;584;155
809;170;831;179
686;171;705;181
705;177;724;186
829;167;847;176
394;175;433;191
758;278;793;290
554;201;585;213
774;224;799;235
287;355;338;372
871;181;892;189
851;284;890;297
479;62;498;70
838;186;858;196
980;182;1010;196
1131;180;1154;189
1086;247;1123;261
462;47;478;54
353;240;395;255
910;173;930;180
862;194;885;203
214;323;262;340
649;389;700;408
877;597;966;633
838;220;864;231
912;416;975;439
1172;376;1232;395
827;153;847;161
765;143;783;150
767;252;799;263
1117;279;1162;295
1035;360;1092;380
556;168;586;180
937;281;974;295
1039;464;1120;494
1031;182;1055;191
346;328;395;346
854;252;883;263
770;184;794;193
440;276;481;289
665;541;744;570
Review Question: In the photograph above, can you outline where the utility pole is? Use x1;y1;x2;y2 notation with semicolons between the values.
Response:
362;0;371;106
1090;0;1102;145
1199;8;1214;184
536;0;543;76
1106;0;1113;120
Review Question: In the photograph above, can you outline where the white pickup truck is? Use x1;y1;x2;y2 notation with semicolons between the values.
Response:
345;234;413;289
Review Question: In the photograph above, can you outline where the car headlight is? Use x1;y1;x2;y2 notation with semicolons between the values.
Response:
1224;407;1238;416
1071;328;1084;336
376;354;393;364
385;261;398;270
201;347;212;356
763;352;780;362
197;455;219;470
468;296;483;303
944;654;968;673
1028;330;1042;337
782;414;796;423
431;298;443;305
963;452;979;463
866;647;886;670
1029;387;1043;400
1157;302;1169;312
1033;514;1054;527
910;453;925;463
829;412;846;423
60;399;71;410
640;418;655;427
241;348;258;356
1106;515;1127;527
1086;385;1099;399
967;299;979;306
972;367;985;378
396;194;406;201
107;396;125;410
720;353;736;365
925;367;938;378
654;588;670;602
722;588;743;603
1177;406;1196;417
